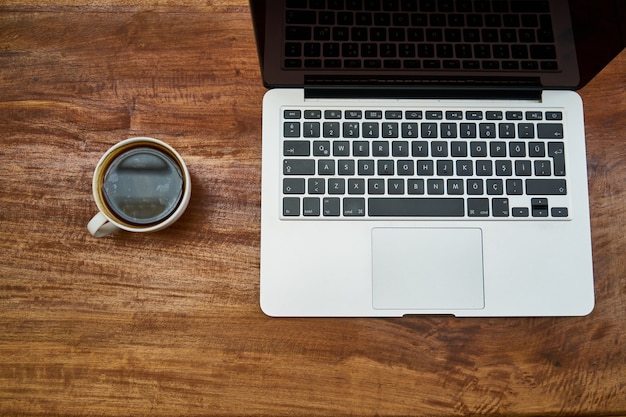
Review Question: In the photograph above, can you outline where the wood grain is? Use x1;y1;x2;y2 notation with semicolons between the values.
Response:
1;2;625;416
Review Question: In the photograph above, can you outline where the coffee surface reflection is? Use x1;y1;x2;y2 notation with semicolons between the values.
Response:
102;147;183;225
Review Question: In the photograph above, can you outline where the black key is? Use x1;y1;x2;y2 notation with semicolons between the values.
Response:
343;122;359;138
392;141;410;157
323;197;341;216
467;198;489;217
486;111;503;120
471;142;488;157
284;121;300;137
417;160;434;175
286;10;316;24
373;141;390;156
365;110;383;119
402;123;418;138
491;142;507;157
529;142;545;157
510;142;526;157
334;141;350;156
304;59;322;68
525;111;542;120
283;178;306;194
378;160;395;175
387;179;404;194
498;123;515;138
515;160;531;176
407;179;424;194
487;179;503;195
457;160;473;176
382;122;399;138
363;122;380;138
304;110;322;119
506;179;523;195
479;123;496;138
406;111;423;119
436;160;453;176
492;198;510;217
530;45;557;60
431;141;448;157
467;179;484;195
466;111;483;120
323;122;340;137
451;141;468;157
512;207;529;217
460;123;477;138
302;197;320;216
284;159;315;175
284;110;301;119
534;160;551;176
506;111;523;120
318;159;335;175
447;179;464;194
283;141;310;156
303;122;321;137
538;123;564;139
344;198;366;216
551;207;568;217
421;123;438;138
358;159;375;175
441;123;457;138
308;178;325;194
412;141;428;157
313;141;331;157
286;26;312;40
385;110;403;119
338;159;355;175
518;123;535;138
526;179;566;195
548;142;566;176
369;179;385;194
368;198;464;216
283;197;300;216
328;178;345;194
531;198;549;217
511;0;550;12
446;111;463;120
284;59;302;68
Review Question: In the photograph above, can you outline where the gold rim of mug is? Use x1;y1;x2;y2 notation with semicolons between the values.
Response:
92;137;191;232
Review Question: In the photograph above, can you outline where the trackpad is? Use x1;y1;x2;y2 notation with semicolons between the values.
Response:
372;228;485;310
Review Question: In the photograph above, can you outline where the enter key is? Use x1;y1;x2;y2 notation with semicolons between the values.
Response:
548;142;566;176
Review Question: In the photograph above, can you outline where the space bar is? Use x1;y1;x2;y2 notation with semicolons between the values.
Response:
369;198;465;217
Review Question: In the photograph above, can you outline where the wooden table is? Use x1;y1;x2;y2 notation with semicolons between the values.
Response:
1;1;625;415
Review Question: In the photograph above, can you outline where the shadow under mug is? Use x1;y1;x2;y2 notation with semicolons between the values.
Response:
88;137;191;237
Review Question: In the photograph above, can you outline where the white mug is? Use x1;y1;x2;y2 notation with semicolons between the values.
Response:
88;137;191;237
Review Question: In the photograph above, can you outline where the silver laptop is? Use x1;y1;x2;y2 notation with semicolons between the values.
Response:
250;0;625;316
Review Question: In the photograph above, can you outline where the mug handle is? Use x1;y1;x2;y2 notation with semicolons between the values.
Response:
87;212;119;237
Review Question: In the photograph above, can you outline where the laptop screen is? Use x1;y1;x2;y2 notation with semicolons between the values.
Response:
250;0;625;91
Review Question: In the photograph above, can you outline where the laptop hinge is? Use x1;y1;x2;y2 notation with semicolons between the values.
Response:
304;76;543;101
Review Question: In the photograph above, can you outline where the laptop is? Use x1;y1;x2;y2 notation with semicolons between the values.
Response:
250;0;625;317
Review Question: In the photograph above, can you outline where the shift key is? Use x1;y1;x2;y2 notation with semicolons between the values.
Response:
526;179;567;195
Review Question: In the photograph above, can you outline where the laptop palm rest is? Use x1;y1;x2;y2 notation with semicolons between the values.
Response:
372;228;485;311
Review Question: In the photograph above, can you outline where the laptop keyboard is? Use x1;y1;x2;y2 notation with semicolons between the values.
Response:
283;0;557;71
280;106;570;219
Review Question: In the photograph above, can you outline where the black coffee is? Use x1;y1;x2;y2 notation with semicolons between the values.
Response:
102;147;184;225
